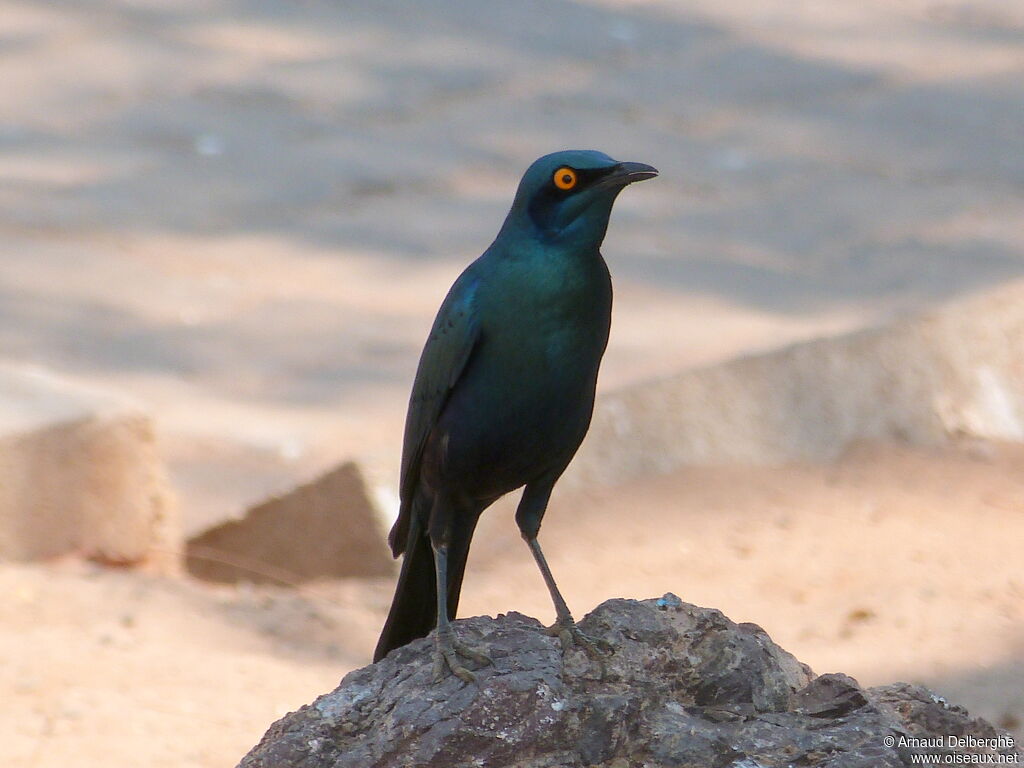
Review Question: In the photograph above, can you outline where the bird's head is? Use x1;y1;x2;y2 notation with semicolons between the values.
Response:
502;150;658;251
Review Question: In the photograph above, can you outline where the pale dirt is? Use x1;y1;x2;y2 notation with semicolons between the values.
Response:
2;0;1023;765
2;0;1022;529
3;441;1022;768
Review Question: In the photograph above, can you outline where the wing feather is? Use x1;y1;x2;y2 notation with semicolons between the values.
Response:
389;274;481;554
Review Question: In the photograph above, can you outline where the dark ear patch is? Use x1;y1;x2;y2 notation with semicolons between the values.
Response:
526;166;616;235
527;184;560;234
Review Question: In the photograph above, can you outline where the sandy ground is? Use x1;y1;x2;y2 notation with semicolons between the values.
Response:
1;0;1023;766
2;0;1022;520
3;441;1022;767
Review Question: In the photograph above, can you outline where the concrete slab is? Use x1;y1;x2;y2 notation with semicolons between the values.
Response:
570;280;1024;487
0;364;178;568
185;461;393;585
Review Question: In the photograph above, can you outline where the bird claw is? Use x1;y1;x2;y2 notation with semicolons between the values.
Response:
432;626;492;684
544;617;612;677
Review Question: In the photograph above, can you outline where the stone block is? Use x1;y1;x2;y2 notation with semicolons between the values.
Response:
0;364;178;569
185;461;393;585
569;281;1024;488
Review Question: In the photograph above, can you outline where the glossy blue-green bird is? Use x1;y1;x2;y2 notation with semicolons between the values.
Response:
373;150;658;681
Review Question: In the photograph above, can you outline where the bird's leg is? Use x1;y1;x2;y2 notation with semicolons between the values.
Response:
431;543;491;683
526;537;612;667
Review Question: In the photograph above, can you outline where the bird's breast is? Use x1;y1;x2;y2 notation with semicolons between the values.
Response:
427;251;612;497
496;251;610;335
488;266;610;378
474;256;611;425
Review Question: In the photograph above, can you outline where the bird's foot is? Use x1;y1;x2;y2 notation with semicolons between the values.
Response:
432;625;492;684
544;616;613;677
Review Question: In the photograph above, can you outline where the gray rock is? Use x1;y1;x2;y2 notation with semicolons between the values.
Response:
239;597;1021;767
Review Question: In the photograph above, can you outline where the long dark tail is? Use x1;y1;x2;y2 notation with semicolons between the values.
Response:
373;513;477;663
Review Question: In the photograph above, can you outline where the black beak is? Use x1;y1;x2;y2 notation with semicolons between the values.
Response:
596;161;659;189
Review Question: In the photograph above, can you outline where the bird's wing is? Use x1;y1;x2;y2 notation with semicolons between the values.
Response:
398;273;481;509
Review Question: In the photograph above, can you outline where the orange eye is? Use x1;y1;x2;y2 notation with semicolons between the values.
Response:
553;167;577;190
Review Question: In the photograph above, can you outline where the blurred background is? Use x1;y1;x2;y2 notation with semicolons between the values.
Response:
1;0;1022;765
